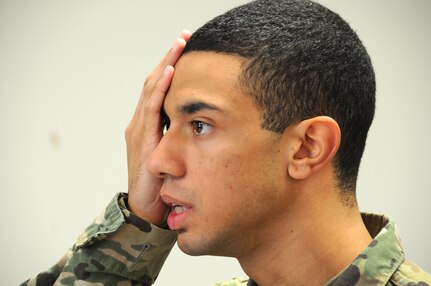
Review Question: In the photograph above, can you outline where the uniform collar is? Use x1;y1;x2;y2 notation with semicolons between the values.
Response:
326;213;405;285
247;214;405;286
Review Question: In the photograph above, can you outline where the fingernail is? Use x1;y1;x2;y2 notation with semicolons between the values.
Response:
172;38;186;49
172;38;181;46
163;65;174;75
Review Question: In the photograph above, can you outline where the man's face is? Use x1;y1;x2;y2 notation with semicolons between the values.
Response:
149;52;288;258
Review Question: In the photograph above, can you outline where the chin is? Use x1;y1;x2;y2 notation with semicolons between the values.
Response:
176;232;210;256
177;232;235;257
177;239;208;256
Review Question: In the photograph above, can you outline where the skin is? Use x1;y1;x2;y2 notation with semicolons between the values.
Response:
125;31;192;226
149;52;287;257
126;36;373;285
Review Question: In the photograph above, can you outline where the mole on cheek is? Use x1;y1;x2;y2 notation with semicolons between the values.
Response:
224;159;230;168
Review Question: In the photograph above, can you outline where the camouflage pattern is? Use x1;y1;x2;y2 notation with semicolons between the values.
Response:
325;213;431;286
21;194;431;286
21;193;177;286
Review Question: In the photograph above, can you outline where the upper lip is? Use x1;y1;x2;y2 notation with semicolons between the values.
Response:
161;192;191;209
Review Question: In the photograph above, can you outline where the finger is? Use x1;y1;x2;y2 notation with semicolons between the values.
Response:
179;29;192;42
142;65;175;133
132;37;187;120
151;37;187;84
154;30;191;78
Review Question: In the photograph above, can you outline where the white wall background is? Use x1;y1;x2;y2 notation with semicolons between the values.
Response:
1;0;430;285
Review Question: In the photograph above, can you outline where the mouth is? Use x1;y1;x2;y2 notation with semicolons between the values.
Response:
172;204;189;214
166;203;191;231
161;193;192;230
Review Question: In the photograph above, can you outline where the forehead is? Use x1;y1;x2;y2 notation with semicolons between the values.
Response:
164;52;248;113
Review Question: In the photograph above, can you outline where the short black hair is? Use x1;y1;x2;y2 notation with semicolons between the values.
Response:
184;0;376;196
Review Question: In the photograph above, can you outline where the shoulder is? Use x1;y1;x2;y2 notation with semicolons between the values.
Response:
390;259;431;286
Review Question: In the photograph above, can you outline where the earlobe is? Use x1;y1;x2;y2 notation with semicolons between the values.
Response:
287;116;341;180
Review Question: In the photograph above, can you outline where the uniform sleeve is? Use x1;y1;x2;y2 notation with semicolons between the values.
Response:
21;193;178;286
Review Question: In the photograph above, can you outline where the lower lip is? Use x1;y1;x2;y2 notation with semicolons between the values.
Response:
167;208;191;230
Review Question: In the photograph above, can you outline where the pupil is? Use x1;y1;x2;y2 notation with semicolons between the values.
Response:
196;122;203;133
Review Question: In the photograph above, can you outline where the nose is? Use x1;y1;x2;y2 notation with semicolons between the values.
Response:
147;131;186;178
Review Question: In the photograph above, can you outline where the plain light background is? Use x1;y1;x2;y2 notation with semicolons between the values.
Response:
1;0;430;285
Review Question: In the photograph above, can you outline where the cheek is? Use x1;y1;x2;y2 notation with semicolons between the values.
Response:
199;152;273;204
188;139;283;211
215;153;249;190
190;153;248;205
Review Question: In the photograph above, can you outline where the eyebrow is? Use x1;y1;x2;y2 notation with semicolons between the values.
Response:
178;101;222;115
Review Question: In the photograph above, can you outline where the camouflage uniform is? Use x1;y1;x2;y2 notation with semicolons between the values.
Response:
21;193;431;286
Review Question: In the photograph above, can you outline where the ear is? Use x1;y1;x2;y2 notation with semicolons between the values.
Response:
285;116;341;180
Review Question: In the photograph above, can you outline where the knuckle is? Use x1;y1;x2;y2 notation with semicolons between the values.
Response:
143;101;155;114
145;95;161;114
154;79;168;96
155;79;164;91
143;74;155;91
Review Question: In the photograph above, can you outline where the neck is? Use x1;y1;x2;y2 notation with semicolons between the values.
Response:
236;183;372;286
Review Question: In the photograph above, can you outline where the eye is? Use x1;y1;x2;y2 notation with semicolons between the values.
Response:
191;120;212;135
161;117;170;135
162;124;169;135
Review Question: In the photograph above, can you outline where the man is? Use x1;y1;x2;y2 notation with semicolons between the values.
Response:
22;0;431;285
